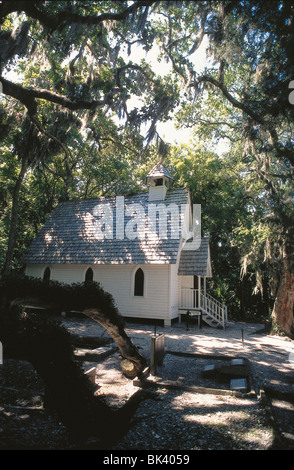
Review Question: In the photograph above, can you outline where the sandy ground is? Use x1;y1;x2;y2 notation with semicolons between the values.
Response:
62;317;294;450
63;317;294;398
1;317;293;450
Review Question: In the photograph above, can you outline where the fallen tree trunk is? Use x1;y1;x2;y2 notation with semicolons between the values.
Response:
83;308;147;378
0;276;151;443
0;307;151;444
2;276;148;378
9;301;148;378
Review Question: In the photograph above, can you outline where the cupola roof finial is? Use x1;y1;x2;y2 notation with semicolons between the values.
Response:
146;162;174;183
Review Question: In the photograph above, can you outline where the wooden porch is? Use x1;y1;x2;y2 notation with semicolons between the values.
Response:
179;287;228;329
178;238;227;329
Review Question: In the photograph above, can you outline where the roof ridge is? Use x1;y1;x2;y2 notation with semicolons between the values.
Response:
58;187;188;205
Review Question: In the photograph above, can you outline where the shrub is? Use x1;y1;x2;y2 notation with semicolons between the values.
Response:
0;275;122;441
0;274;124;327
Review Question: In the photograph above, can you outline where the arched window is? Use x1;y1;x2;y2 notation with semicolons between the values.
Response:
85;267;94;282
134;268;144;296
43;266;51;281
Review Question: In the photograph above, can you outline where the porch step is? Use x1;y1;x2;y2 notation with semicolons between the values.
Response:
202;314;224;329
179;289;227;329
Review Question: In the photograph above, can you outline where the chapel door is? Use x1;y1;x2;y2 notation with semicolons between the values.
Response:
193;275;199;308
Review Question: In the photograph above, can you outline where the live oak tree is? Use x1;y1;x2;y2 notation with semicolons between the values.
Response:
0;1;162;273
150;0;294;337
0;276;149;441
1;1;294;336
0;1;202;273
0;0;174;133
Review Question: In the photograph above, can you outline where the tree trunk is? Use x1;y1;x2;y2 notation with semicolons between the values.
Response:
2;158;28;276
272;254;294;339
83;308;148;378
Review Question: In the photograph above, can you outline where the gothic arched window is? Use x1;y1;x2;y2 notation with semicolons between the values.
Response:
85;267;94;282
134;268;144;296
43;267;51;281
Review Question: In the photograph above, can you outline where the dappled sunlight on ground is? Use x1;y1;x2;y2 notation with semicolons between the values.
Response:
60;317;294;449
183;409;250;425
65;317;294;396
124;321;294;390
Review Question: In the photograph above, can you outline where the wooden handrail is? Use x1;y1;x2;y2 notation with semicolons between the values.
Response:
179;288;227;328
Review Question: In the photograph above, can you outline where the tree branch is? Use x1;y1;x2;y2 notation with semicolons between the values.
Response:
187;12;207;56
115;63;153;87
194;75;264;124
0;77;122;115
1;1;158;30
30;116;71;160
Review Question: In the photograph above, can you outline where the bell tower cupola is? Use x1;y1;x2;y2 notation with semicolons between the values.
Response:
146;163;174;201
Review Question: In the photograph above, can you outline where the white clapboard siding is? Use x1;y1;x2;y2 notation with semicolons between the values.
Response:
179;275;194;289
25;263;173;324
169;263;179;320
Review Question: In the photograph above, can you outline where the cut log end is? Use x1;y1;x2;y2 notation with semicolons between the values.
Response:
120;359;140;379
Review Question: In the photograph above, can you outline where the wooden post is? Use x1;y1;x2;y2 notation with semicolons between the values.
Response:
150;333;165;375
204;277;207;310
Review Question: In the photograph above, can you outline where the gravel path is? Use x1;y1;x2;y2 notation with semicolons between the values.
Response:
65;318;294;450
1;317;293;450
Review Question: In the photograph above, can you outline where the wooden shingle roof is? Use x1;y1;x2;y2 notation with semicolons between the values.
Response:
23;188;190;265
178;237;212;277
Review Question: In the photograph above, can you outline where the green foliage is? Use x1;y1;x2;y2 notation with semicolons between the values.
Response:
0;294;113;441
166;142;264;318
0;274;124;327
1;1;294;324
